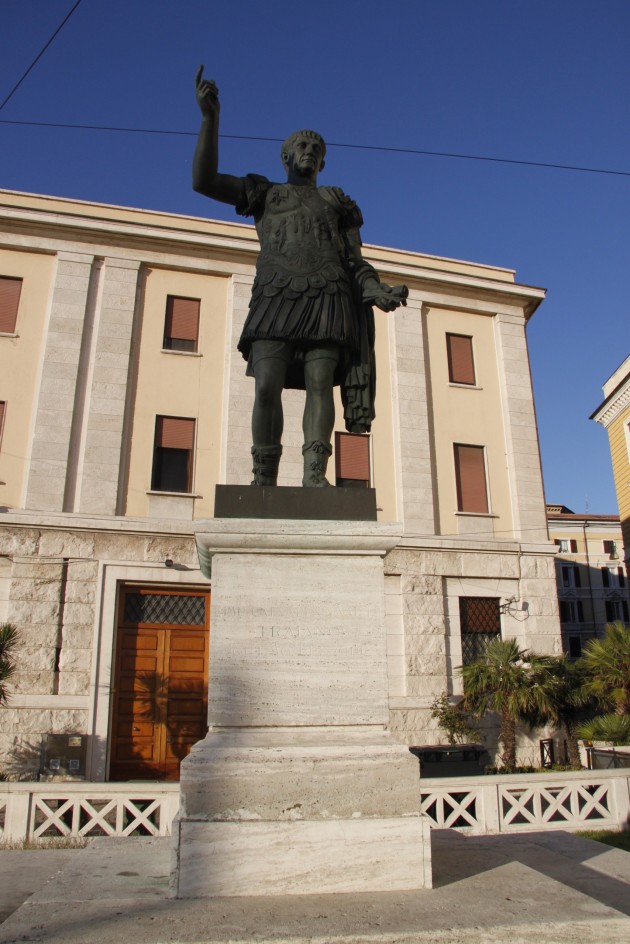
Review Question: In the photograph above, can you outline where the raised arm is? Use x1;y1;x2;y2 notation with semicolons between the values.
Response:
193;66;246;206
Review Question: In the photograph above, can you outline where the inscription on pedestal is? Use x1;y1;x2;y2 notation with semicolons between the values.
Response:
209;553;389;726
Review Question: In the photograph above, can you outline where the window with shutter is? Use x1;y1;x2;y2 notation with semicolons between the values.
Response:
446;334;475;385
606;599;629;622
151;416;196;492
335;432;370;487
0;277;22;334
163;296;200;352
569;540;578;553
602;568;610;588
454;444;489;513
459;597;501;664
560;600;584;624
561;565;581;589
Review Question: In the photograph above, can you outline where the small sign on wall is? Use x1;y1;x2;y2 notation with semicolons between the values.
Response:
40;734;87;780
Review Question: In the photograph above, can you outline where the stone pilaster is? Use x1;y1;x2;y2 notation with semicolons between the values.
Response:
388;296;435;535
77;258;141;515
495;313;548;543
25;252;95;511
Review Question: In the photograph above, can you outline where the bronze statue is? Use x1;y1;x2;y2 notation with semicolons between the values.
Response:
193;67;408;487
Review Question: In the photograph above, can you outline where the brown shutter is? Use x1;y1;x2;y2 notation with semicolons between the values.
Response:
335;432;370;481
447;334;475;385
165;297;200;342
454;444;488;513
155;416;195;450
0;277;22;333
0;402;5;441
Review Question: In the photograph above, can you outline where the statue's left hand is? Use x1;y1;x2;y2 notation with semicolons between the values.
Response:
364;283;408;312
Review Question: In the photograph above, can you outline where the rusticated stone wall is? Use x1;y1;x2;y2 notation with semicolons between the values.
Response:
384;542;560;750
0;519;199;779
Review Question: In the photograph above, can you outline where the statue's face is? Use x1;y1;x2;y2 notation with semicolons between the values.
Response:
284;135;325;179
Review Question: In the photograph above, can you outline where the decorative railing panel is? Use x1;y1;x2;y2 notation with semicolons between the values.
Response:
0;783;180;842
419;769;630;835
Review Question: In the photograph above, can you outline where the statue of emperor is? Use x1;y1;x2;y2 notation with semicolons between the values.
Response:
193;67;408;487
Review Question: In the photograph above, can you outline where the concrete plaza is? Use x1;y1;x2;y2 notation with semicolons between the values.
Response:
0;828;629;944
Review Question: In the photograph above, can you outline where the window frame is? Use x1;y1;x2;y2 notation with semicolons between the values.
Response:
335;431;371;488
162;295;201;353
559;599;584;624
454;443;489;514
561;564;581;589
0;276;23;335
446;333;476;386
459;596;501;665
151;415;196;494
605;599;629;623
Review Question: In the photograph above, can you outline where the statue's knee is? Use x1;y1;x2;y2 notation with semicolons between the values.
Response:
306;362;335;395
255;365;283;406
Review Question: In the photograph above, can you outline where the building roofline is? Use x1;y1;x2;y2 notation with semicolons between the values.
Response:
547;512;620;523
590;371;630;423
0;188;546;316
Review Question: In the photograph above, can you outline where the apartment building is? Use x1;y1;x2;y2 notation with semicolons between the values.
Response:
0;188;560;779
547;504;629;657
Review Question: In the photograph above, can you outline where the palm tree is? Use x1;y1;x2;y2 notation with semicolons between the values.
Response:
576;714;630;746
580;621;630;715
539;657;592;767
0;623;19;706
460;638;558;770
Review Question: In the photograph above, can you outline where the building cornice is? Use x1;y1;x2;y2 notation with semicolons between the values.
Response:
591;374;630;428
0;190;546;315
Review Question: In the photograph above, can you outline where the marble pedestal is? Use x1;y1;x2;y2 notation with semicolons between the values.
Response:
171;520;431;897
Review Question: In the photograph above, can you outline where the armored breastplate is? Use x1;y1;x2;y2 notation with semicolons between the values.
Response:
255;185;349;294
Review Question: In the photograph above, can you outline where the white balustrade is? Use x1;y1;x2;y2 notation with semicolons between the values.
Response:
1;769;628;842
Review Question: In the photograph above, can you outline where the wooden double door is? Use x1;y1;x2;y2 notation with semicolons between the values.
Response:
109;586;210;781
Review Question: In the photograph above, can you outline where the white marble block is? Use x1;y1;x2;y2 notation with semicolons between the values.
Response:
172;816;432;897
208;551;389;727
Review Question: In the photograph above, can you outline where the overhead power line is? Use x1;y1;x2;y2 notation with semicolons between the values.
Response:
0;0;83;113
0;117;628;179
0;118;630;177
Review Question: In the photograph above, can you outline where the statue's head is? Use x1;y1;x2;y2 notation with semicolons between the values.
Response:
281;130;326;176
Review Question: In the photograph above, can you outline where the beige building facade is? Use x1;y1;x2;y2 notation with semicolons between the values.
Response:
591;356;630;564
0;189;560;779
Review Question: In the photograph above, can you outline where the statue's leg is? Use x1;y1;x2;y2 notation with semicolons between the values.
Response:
302;345;339;487
249;341;291;486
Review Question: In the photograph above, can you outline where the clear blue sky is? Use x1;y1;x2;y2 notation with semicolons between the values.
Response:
1;1;628;514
